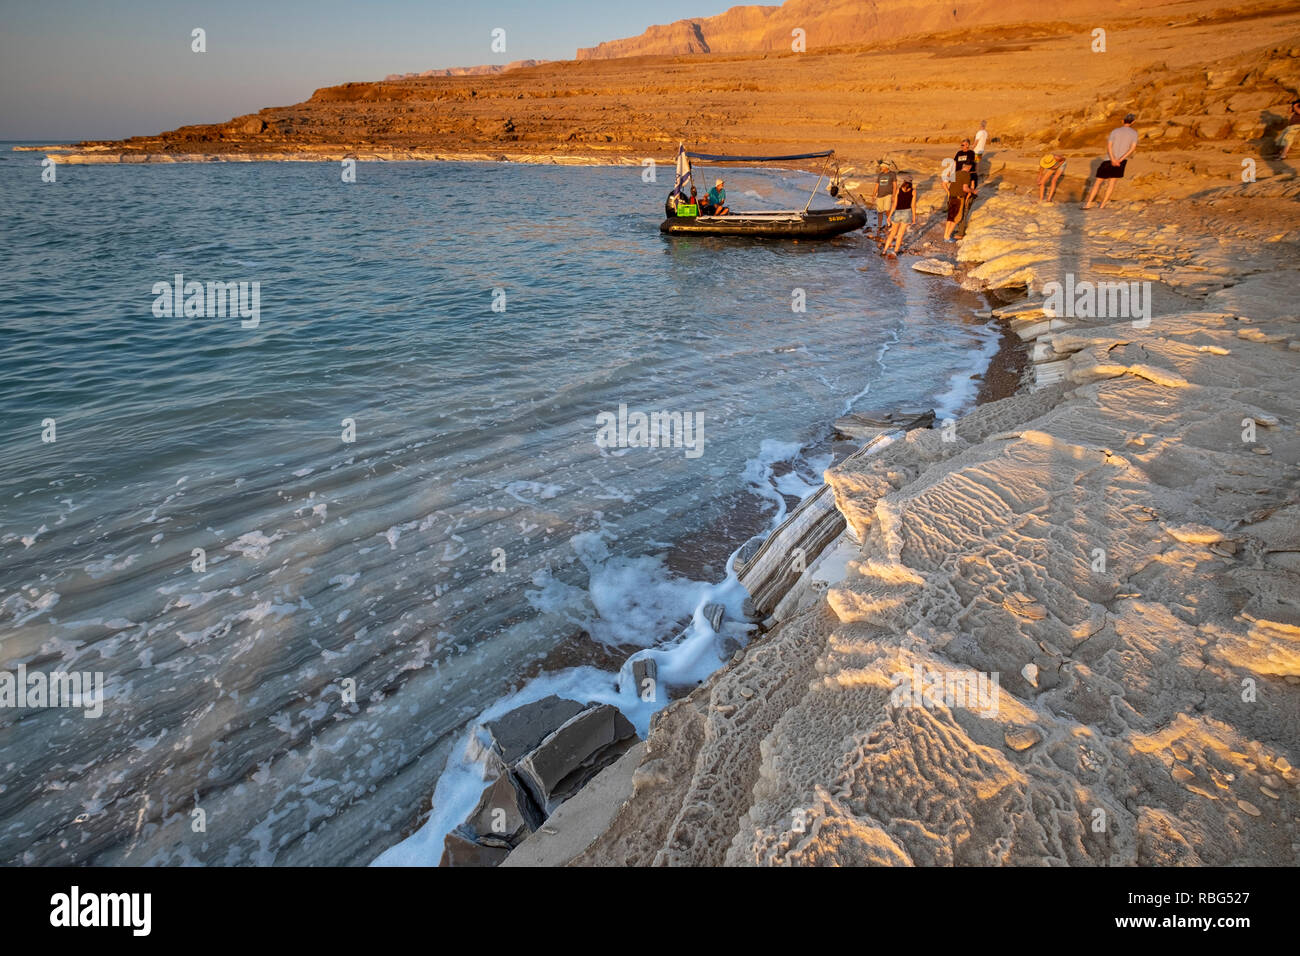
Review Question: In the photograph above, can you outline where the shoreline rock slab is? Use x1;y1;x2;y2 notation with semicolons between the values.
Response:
515;704;638;813
483;695;586;763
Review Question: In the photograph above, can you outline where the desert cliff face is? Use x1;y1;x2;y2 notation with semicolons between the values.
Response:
575;0;1153;59
51;0;1297;182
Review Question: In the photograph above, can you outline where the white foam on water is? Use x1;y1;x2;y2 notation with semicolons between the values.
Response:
7;590;61;627
373;308;963;866
525;529;700;648
226;530;283;560
382;520;419;551
83;553;139;579
504;480;564;504
174;590;221;610
741;439;805;528
376;439;814;867
370;726;500;867
932;323;1002;420
373;545;750;868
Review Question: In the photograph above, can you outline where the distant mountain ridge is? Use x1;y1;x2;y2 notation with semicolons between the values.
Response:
575;0;1148;58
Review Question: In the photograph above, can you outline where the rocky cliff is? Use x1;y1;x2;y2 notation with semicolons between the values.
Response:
576;0;1150;58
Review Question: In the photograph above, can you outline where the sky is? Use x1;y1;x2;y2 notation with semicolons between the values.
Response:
0;0;737;141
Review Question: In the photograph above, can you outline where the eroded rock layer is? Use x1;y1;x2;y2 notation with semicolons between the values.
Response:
568;309;1300;866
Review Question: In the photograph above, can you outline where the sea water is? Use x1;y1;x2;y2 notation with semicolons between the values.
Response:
0;151;1000;864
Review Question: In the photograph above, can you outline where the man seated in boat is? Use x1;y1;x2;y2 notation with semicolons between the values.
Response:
702;178;730;216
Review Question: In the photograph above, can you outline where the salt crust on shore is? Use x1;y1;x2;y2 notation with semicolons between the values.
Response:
560;309;1298;866
510;168;1300;866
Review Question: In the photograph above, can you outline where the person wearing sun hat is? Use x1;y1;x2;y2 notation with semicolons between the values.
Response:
705;177;729;216
1037;152;1068;203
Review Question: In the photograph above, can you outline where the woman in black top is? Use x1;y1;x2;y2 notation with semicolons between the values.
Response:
883;177;915;256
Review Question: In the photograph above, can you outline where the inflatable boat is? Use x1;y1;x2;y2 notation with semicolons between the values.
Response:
661;146;868;241
661;206;868;239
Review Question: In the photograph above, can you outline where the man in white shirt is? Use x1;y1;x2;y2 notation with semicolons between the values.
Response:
1084;113;1139;209
974;121;989;170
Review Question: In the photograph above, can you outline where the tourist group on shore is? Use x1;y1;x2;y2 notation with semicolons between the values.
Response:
871;120;987;257
660;95;1300;259
870;111;1149;256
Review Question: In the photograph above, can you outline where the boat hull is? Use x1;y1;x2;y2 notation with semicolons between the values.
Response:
660;206;867;239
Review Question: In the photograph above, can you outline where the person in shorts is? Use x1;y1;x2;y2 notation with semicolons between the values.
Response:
1037;153;1067;203
943;173;964;242
944;165;978;241
870;161;897;238
1084;113;1139;209
953;168;978;239
883;176;915;256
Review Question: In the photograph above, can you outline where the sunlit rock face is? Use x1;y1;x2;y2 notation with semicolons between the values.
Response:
576;0;1154;59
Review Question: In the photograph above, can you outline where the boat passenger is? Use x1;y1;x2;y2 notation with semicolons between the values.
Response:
707;178;730;215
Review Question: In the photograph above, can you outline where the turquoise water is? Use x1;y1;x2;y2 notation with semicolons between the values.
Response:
0;151;999;864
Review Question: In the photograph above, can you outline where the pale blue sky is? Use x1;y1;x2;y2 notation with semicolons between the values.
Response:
0;0;735;141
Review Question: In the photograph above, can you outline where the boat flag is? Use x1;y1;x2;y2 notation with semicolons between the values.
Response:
673;143;692;197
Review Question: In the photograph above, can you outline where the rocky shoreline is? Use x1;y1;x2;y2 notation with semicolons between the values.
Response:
433;373;1015;867
364;141;1299;866
493;152;1299;866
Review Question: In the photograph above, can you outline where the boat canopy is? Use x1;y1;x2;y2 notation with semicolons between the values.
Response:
685;150;834;162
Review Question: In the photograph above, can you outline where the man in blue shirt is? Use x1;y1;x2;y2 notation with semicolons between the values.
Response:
705;178;729;215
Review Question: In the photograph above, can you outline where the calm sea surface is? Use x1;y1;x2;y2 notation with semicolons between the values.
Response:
0;151;999;864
